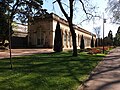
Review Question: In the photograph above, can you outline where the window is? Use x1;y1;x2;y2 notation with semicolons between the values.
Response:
78;34;80;46
68;32;71;46
64;31;67;46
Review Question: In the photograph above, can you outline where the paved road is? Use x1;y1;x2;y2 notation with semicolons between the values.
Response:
79;47;120;90
0;48;53;59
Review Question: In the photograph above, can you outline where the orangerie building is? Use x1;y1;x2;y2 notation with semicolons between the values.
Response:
28;13;96;49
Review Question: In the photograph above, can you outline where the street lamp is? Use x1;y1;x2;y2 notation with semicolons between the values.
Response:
103;13;106;54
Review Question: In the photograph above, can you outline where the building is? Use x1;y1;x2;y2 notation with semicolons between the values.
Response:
11;23;28;48
28;13;96;49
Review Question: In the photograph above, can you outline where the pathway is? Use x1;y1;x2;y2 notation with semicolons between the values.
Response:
79;47;120;90
0;48;53;59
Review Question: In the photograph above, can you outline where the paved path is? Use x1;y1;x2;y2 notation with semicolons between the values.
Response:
79;47;120;90
0;48;53;59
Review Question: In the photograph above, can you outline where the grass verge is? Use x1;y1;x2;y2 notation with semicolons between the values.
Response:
0;52;105;90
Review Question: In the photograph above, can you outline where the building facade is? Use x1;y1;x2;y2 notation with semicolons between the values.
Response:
11;23;28;48
28;13;96;49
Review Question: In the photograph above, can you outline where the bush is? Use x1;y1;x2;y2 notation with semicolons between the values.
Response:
88;48;101;54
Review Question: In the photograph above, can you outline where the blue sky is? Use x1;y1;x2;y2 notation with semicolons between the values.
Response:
42;0;119;37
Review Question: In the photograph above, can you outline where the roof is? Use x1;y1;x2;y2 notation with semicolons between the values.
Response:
34;13;96;37
51;13;96;37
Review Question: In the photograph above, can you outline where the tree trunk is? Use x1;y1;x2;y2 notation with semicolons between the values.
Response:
72;32;77;56
56;0;77;56
69;23;77;56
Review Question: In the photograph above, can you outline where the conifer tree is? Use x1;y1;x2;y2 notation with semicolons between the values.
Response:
91;36;94;48
80;35;85;49
54;22;62;52
95;39;98;47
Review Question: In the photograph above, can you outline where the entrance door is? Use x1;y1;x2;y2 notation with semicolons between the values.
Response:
37;30;45;47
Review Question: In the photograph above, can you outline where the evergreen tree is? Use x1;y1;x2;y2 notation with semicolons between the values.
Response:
114;26;120;46
80;35;85;49
100;38;103;46
95;38;98;47
97;38;100;46
0;0;45;47
91;36;94;48
107;30;113;46
108;30;113;40
53;22;62;52
0;1;13;47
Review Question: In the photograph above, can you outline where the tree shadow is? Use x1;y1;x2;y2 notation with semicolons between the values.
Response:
97;80;120;90
82;54;120;90
0;53;103;90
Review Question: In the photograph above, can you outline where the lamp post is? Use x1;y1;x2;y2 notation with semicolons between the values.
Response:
103;13;106;54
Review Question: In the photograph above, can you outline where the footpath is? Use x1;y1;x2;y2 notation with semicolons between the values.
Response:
79;47;120;90
0;48;53;59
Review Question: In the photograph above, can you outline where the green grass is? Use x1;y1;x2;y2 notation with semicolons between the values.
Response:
0;52;105;90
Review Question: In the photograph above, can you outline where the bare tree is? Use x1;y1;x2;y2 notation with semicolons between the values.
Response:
53;0;98;56
94;26;101;38
107;0;120;24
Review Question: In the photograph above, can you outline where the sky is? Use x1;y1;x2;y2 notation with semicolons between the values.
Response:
42;0;119;37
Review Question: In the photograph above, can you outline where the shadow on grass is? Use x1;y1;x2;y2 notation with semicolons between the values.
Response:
0;53;104;90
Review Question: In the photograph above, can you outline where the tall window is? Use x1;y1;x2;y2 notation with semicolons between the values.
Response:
78;34;80;46
68;32;71;47
64;31;67;46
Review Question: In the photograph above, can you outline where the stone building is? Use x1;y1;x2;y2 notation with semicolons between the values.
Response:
11;23;28;48
28;13;96;49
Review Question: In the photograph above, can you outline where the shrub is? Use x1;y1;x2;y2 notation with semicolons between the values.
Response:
88;48;101;54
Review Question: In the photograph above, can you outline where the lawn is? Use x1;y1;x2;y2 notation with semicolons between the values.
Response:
0;51;105;90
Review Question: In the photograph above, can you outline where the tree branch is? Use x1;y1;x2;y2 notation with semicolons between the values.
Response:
79;0;88;17
10;0;19;20
69;0;74;22
56;0;69;20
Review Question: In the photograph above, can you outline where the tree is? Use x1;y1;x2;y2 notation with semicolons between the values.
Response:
107;30;113;46
100;38;103;46
107;0;120;24
0;0;46;47
98;38;103;46
95;39;98;47
108;30;113;40
94;26;101;38
54;0;98;56
80;35;85;49
0;1;13;47
54;22;63;52
91;36;94;48
114;26;120;46
5;0;44;23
